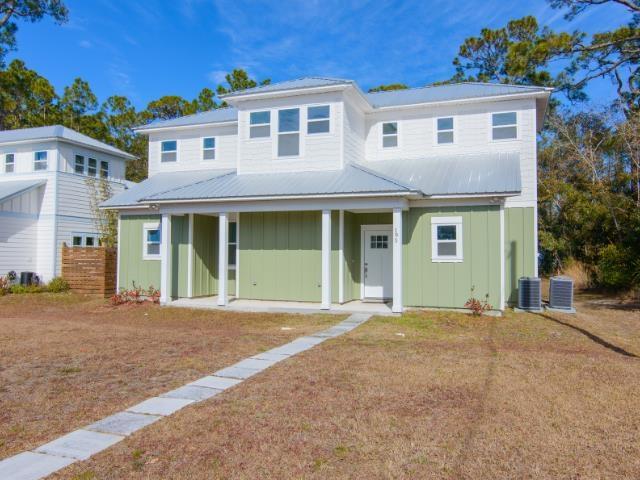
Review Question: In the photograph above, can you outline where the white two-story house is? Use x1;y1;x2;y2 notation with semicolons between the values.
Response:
104;78;551;312
0;126;134;283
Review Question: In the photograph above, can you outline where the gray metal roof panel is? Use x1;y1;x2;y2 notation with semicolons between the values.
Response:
0;126;135;159
220;77;353;98
0;179;47;204
136;107;238;131
361;152;521;196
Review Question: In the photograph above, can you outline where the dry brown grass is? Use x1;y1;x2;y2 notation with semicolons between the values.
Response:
49;293;640;480
0;293;337;460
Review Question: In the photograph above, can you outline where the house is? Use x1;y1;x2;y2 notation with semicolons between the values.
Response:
103;78;552;312
0;125;134;283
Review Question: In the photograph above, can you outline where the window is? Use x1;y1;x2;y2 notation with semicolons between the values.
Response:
228;221;237;269
278;108;300;157
71;233;98;247
203;137;216;160
88;158;97;177
100;160;109;178
34;151;47;171
370;235;389;249
492;112;517;140
143;223;161;259
74;155;85;174
382;122;398;148
431;217;463;262
249;111;270;138
5;153;14;173
307;105;330;134
436;117;454;144
72;235;82;246
161;140;177;162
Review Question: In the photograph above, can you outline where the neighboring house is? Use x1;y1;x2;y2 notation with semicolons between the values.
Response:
104;78;552;312
0;126;134;283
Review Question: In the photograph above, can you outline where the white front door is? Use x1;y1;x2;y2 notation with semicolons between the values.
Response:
363;227;393;299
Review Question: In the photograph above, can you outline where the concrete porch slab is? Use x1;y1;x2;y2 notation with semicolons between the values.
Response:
0;452;75;480
127;397;194;416
35;429;123;460
86;411;162;436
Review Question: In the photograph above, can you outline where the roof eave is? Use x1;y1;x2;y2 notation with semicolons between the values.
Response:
0;136;136;160
134;119;237;134
220;84;353;103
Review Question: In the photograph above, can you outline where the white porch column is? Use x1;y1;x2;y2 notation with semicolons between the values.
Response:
160;213;171;304
321;209;332;310
392;207;403;313
338;210;344;304
187;213;194;298
217;212;228;306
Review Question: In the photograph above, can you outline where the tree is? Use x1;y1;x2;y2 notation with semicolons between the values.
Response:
192;87;217;112
368;83;409;93
216;68;270;96
86;177;118;248
0;0;68;67
144;95;193;121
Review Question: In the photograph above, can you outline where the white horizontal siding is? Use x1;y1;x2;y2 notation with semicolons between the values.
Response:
54;216;99;275
0;212;38;276
343;93;365;166
0;141;57;174
56;172;126;218
57;142;127;181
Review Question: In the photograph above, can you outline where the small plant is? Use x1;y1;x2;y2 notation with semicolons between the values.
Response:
0;276;9;296
47;277;70;293
10;284;45;294
110;283;161;306
464;286;493;316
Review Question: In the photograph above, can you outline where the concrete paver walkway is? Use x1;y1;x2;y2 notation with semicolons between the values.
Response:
0;313;371;480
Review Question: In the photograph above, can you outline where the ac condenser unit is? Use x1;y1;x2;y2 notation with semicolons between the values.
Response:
518;277;542;311
549;276;574;310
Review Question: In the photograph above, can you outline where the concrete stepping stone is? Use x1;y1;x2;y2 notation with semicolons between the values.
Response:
215;365;260;379
0;451;75;480
292;336;326;346
189;375;243;390
251;351;291;361
267;342;314;356
233;357;280;370
86;411;162;436
35;429;123;460
161;385;222;401
127;397;194;416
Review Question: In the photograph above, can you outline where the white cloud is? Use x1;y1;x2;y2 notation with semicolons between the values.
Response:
79;40;93;49
207;69;229;84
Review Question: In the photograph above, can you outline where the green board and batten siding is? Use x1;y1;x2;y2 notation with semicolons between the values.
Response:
118;215;162;291
504;207;536;305
192;214;218;297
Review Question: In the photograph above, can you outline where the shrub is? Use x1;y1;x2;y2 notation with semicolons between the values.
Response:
597;244;634;289
0;276;9;296
110;283;160;306
464;286;493;316
10;284;45;294
47;277;70;293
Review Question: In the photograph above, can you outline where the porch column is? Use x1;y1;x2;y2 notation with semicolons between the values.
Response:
187;213;194;298
392;207;403;313
321;209;331;310
217;212;228;306
160;213;171;305
338;210;344;304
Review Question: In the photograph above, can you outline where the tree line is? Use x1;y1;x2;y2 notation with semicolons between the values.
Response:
0;0;638;290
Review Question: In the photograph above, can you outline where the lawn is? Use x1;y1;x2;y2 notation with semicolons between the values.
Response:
0;294;337;460
47;293;640;479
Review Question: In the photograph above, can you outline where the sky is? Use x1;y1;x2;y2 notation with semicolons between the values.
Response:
8;0;627;110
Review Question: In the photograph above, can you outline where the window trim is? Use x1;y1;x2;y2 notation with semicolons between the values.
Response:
33;151;48;171
100;160;109;179
87;157;98;177
277;107;301;158
249;110;271;140
160;139;179;163
490;111;518;142
306;104;331;135
431;216;463;262
4;153;15;173
71;233;99;247
381;121;399;149
434;116;455;145
74;155;86;175
228;221;237;270
202;136;216;161
142;222;161;260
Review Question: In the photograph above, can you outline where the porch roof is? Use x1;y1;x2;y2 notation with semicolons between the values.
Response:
0;179;46;204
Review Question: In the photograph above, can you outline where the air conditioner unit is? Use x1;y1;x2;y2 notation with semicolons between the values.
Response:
518;277;542;311
549;276;574;310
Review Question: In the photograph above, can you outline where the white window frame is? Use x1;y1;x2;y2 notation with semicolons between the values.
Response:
431;216;463;262
381;121;399;149
34;151;48;171
71;233;99;247
4;153;15;173
307;104;330;135
434;116;455;145
142;222;161;260
490;111;518;142
228;221;237;270
87;157;98;177
100;160;109;178
277;107;301;158
74;155;86;175
202;137;216;161
160;140;178;163
249;110;271;139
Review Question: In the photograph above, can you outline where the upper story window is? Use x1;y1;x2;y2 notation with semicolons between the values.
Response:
436;117;454;144
75;155;85;174
307;105;330;134
249;111;270;138
431;216;463;262
161;140;177;162
88;158;97;177
34;151;47;171
5;153;14;173
100;160;109;178
492;112;517;140
203;137;216;160
382;122;398;148
278;108;300;157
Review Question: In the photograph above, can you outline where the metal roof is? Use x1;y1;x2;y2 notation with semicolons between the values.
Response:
361;152;521;196
0;179;47;204
219;77;353;99
142;164;414;202
365;83;550;108
135;107;238;132
0;126;135;159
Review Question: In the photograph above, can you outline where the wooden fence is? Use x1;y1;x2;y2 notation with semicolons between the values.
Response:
61;245;117;297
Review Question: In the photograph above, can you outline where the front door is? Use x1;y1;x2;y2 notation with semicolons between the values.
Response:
363;227;393;299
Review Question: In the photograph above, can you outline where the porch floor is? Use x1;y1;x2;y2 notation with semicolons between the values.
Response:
169;297;396;316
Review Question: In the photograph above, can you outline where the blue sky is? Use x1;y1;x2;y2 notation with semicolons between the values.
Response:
9;0;626;109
